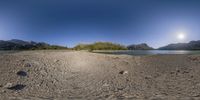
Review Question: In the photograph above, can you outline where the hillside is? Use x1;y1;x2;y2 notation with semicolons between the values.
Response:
127;43;154;50
74;42;127;50
159;40;200;50
0;39;67;50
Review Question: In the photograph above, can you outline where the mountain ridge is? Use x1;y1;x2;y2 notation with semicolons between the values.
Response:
1;39;200;50
159;40;200;50
127;43;154;50
0;39;67;50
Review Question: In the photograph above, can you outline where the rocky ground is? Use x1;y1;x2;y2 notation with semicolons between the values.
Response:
0;50;200;100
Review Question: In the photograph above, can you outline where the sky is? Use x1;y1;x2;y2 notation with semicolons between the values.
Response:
0;0;200;48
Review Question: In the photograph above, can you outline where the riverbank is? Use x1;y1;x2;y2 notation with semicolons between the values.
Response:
0;50;200;99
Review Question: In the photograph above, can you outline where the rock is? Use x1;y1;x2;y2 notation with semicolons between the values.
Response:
103;83;109;87
1;90;6;93
4;83;13;88
7;84;26;91
119;71;128;75
54;60;60;63
17;71;27;77
113;57;119;59
170;72;175;74
24;63;32;67
149;95;166;100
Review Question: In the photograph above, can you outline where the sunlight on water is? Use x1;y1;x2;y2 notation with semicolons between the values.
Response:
95;50;200;56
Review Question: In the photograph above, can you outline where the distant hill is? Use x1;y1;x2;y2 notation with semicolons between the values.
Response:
127;43;154;50
74;42;127;50
0;39;68;50
158;40;200;50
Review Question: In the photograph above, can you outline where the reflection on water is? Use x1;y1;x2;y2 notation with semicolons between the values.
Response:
95;50;200;56
0;51;21;54
0;50;200;56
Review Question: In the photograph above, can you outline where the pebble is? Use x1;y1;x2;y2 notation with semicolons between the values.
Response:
7;84;26;91
103;83;109;87
119;71;128;75
1;90;6;93
54;60;60;63
4;83;13;88
24;63;32;67
17;71;27;77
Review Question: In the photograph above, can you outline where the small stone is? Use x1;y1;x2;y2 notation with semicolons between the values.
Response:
114;57;119;59
55;60;60;62
170;72;175;74
145;76;151;79
7;84;26;91
124;71;128;74
117;87;124;91
17;71;27;77
149;95;165;100
1;90;6;93
119;71;128;75
4;83;13;88
196;83;200;87
103;83;109;87
24;63;31;67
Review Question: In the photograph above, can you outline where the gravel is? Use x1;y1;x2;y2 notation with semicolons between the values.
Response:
0;50;200;100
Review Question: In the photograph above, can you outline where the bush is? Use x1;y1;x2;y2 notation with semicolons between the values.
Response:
74;42;127;50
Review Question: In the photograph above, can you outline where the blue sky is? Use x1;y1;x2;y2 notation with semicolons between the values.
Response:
0;0;200;48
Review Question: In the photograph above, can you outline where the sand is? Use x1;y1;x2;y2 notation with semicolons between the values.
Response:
0;50;200;100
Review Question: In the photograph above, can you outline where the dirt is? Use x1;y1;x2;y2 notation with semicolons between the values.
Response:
0;50;200;100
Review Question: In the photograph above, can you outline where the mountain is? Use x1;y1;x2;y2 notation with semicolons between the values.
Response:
0;39;67;50
158;40;200;50
127;43;154;50
8;39;35;45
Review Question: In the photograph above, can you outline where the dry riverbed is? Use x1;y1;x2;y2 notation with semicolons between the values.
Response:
0;50;200;100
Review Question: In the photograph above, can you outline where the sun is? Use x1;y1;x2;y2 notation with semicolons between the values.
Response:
177;33;185;40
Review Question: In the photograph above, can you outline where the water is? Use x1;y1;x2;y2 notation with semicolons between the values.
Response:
0;51;21;54
94;50;200;56
0;50;200;56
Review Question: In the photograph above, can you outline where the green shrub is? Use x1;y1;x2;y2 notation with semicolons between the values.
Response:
74;42;127;50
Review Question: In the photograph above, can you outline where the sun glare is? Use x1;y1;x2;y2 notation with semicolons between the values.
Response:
177;33;185;40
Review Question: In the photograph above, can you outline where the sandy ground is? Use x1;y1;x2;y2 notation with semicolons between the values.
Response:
0;50;200;100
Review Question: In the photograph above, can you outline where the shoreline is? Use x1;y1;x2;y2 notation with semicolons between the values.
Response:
0;51;200;99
